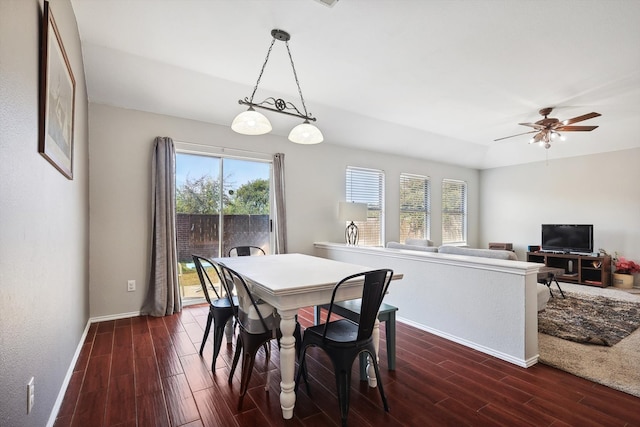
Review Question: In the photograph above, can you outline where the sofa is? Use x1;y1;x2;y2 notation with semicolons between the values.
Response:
385;240;550;311
386;238;438;253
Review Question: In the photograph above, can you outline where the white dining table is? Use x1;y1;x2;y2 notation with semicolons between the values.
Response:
214;253;402;419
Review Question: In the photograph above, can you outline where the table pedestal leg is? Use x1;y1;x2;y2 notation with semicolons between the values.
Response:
278;309;297;419
366;318;380;388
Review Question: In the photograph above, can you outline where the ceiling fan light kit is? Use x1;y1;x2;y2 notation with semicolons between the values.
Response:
231;29;323;144
496;107;601;149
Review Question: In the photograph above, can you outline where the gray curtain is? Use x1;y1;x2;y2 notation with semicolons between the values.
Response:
273;153;287;254
142;137;181;316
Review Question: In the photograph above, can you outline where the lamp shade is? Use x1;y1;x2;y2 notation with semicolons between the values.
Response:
338;201;368;221
231;107;272;135
288;121;324;144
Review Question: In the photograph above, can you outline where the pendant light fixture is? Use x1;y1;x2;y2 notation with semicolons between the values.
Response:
231;29;323;144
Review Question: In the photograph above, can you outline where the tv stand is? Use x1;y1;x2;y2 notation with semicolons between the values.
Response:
527;252;611;287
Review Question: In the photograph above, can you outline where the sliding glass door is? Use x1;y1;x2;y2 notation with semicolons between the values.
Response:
175;152;271;302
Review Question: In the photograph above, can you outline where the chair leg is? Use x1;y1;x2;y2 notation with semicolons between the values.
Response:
294;348;311;395
229;337;242;383
386;312;396;370
211;323;226;372
368;350;389;412
199;312;213;356
335;367;352;427
237;347;258;409
236;333;272;410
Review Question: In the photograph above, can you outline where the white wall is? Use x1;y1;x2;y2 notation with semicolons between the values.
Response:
88;104;479;317
316;243;541;368
479;148;640;286
0;1;89;426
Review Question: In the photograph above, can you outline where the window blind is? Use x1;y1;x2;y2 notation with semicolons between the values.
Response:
400;173;431;242
346;166;385;246
442;179;467;244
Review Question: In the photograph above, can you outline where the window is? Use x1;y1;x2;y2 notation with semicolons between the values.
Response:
400;173;430;242
442;179;467;245
175;147;272;303
346;166;385;246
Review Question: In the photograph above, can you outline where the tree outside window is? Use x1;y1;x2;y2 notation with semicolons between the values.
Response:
400;173;430;243
442;179;467;244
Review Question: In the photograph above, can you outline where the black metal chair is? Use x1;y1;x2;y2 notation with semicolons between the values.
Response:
216;261;302;409
192;255;238;372
296;269;393;427
228;246;266;257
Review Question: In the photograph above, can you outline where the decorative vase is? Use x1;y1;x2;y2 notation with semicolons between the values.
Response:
612;273;634;289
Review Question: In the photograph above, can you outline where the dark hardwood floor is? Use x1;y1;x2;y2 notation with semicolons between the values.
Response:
54;304;640;426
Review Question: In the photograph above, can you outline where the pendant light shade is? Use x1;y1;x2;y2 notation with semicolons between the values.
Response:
231;29;322;144
231;107;272;135
288;121;324;144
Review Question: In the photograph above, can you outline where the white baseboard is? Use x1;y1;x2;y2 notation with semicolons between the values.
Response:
46;310;142;426
90;310;142;323
46;319;91;427
397;316;537;368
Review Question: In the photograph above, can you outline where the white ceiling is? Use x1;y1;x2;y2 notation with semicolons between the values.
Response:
70;0;640;169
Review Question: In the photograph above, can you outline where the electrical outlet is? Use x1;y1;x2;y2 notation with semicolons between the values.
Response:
127;280;136;292
27;377;34;414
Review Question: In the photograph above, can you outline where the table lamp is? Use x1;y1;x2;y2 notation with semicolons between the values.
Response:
338;201;368;245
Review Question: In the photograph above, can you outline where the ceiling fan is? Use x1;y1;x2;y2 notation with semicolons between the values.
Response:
494;107;601;149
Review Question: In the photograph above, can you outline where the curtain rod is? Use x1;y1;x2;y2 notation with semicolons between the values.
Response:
174;140;274;161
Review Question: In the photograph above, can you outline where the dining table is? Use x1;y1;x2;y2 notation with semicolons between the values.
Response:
213;253;403;419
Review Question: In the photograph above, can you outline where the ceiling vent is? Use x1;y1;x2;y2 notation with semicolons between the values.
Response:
313;0;339;7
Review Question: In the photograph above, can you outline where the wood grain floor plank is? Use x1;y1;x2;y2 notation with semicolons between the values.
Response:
136;391;170;427
82;354;111;393
150;324;173;349
74;342;92;373
180;353;216;392
55;369;84;419
91;332;114;357
113;324;132;349
162;373;200;426
133;333;155;359
155;343;184;378
134;356;163;396
71;389;107;427
110;344;134;378
105;373;136;426
526;396;625;427
172;330;198;356
96;320;116;334
193;386;239;427
131;316;149;335
114;317;132;328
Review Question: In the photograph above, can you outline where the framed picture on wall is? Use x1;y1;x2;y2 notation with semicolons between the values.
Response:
39;1;76;180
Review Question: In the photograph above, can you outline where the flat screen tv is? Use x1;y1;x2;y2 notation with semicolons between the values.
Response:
541;224;593;254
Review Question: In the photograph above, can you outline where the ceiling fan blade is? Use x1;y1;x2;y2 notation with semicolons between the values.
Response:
518;122;545;130
556;125;599;132
493;130;537;142
561;112;601;125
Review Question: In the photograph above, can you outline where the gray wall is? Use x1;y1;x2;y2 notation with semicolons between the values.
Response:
88;103;479;318
479;148;640;286
0;1;89;426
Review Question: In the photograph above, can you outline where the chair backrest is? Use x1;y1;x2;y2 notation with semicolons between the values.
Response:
228;246;266;257
216;262;279;334
192;255;224;303
323;269;394;341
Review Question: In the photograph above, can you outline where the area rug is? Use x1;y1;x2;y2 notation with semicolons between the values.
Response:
538;291;640;346
538;284;640;397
